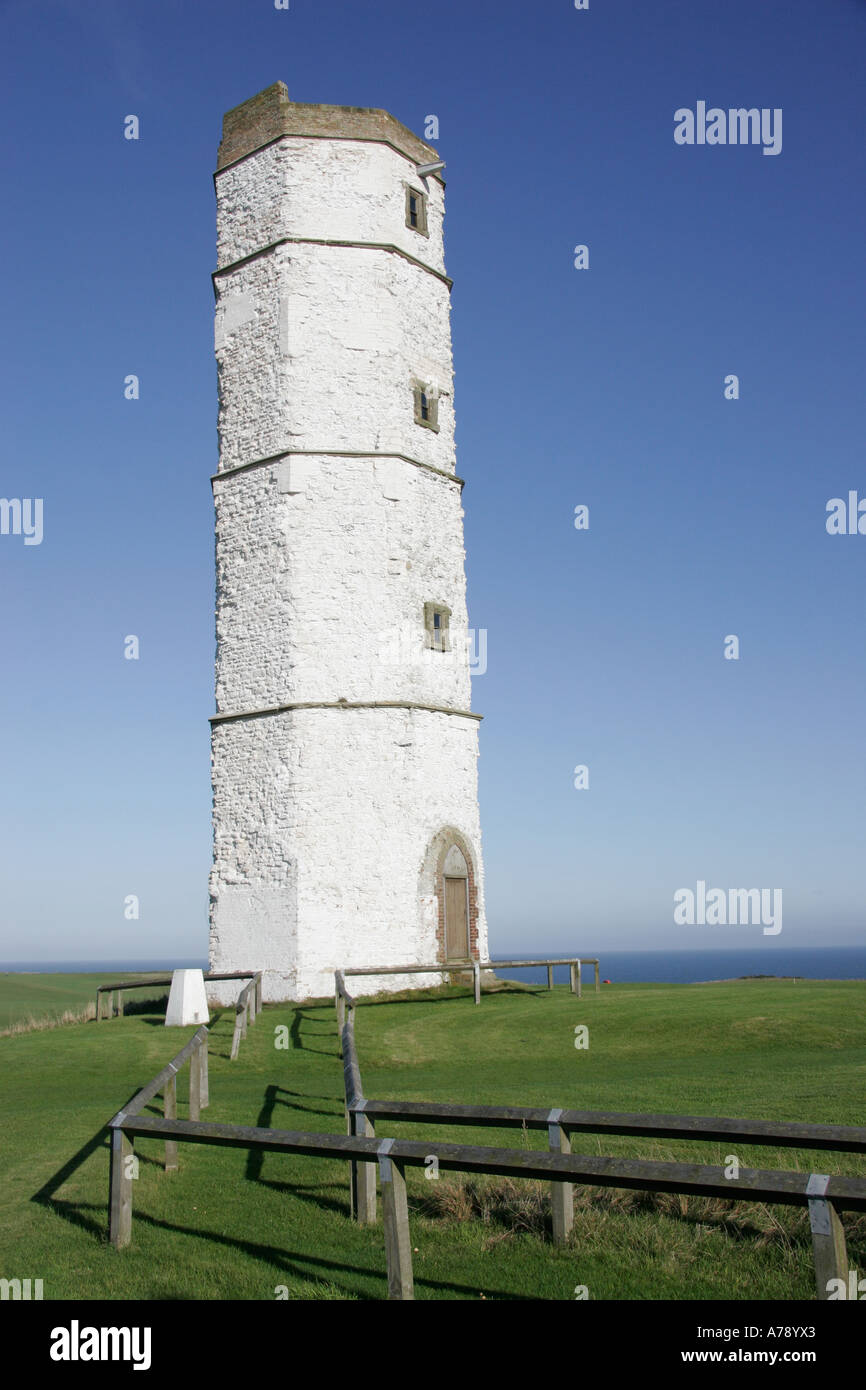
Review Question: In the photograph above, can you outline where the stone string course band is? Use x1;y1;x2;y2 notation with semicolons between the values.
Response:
213;235;453;289
211;450;465;488
210;700;484;727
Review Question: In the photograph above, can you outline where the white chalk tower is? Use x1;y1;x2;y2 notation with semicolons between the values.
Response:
208;83;487;1002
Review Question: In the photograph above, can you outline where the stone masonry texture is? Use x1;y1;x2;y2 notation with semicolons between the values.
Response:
209;85;487;1002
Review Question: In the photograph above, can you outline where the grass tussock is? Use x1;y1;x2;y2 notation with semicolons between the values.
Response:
413;1174;866;1258
0;1001;97;1037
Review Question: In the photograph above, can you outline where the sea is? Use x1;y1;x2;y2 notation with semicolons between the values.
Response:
1;947;864;985
490;947;866;986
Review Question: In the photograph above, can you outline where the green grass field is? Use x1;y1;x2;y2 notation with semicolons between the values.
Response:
1;976;864;1301
0;973;169;1032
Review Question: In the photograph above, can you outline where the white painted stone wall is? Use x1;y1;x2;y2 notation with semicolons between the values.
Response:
215;137;447;279
210;707;484;1001
209;106;487;1002
213;456;472;713
214;242;454;472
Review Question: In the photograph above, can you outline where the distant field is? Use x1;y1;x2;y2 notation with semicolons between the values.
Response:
0;977;864;1300
0;973;169;1031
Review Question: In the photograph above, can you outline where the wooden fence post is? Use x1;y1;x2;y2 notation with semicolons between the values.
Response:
547;965;554;991
189;1048;202;1121
807;1175;849;1300
336;992;345;1031
230;1011;242;1060
594;961;600;994
117;991;125;1017
199;1038;209;1110
548;1112;574;1245
256;973;263;1014
353;1111;377;1225
577;960;582;999
164;1074;178;1171
378;1146;413;1300
109;1128;134;1248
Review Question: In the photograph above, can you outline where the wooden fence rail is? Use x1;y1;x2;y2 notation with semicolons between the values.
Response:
340;957;599;1003
96;971;261;1021
109;1108;866;1301
335;972;375;1220
230;974;263;1060
354;1097;866;1154
488;958;600;995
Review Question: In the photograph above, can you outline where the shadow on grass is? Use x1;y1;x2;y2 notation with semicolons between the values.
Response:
252;1175;352;1220
29;1055;209;1240
337;985;548;1024
289;985;544;1062
340;983;544;1010
33;1145;533;1301
137;1007;229;1035
120;995;169;1018
111;1207;537;1301
31;1126;112;1240
246;1085;345;1182
289;1007;341;1058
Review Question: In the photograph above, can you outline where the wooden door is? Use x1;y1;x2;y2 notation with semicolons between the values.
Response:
445;876;469;960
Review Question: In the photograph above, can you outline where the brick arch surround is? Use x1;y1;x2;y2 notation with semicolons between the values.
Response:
421;827;480;963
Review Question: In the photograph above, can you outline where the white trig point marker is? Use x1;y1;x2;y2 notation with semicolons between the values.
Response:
165;969;210;1027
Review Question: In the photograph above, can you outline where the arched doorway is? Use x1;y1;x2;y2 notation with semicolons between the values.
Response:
419;827;480;965
443;844;470;961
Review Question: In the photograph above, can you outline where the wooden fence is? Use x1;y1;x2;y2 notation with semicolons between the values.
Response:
107;1025;209;1247
103;973;866;1301
339;955;599;1005
230;974;263;1059
96;970;260;1021
334;968;866;1300
490;957;600;995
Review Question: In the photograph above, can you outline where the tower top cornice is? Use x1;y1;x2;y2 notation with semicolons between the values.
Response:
217;81;443;179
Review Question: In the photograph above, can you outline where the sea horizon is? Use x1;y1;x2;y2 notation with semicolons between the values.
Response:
1;945;864;985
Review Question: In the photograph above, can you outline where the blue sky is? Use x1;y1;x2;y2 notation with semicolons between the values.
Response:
0;0;863;962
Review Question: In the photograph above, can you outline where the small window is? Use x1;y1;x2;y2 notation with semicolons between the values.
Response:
413;380;439;432
405;184;428;236
424;602;451;652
